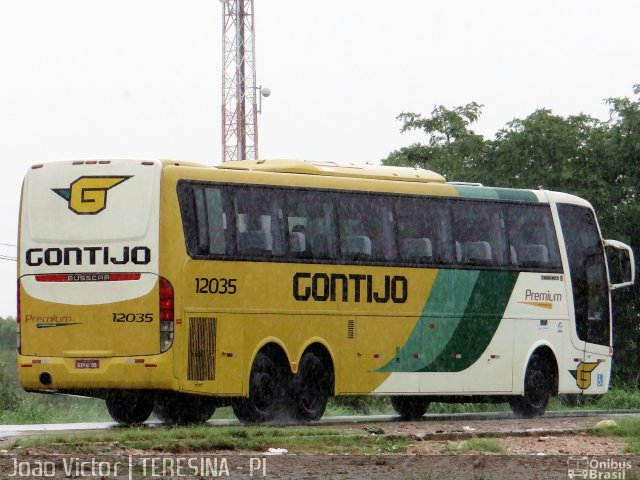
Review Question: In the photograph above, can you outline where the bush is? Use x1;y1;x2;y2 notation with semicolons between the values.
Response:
0;318;17;350
0;361;20;410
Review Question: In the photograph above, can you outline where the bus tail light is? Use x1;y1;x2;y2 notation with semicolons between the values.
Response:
159;277;174;353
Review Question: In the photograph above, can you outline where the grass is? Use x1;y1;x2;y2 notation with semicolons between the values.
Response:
3;387;640;425
7;424;410;455
4;398;640;458
0;330;112;425
0;391;111;425
454;438;504;454
588;389;640;410
588;418;640;453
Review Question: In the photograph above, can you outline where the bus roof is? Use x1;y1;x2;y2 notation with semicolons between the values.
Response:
160;159;590;207
215;159;447;184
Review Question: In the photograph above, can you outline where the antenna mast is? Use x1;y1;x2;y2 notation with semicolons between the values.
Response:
221;0;258;161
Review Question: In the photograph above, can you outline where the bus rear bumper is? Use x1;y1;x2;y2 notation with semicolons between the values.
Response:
17;354;177;391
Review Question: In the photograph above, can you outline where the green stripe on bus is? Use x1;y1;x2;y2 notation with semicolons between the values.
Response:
376;270;519;373
376;269;478;373
454;186;501;200
454;186;538;202
419;270;519;372
493;188;538;202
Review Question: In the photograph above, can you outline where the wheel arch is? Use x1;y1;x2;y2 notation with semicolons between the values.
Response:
245;337;336;396
297;339;336;395
249;338;290;368
515;342;559;396
242;338;291;394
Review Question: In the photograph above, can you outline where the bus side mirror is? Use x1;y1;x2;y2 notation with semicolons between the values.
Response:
604;239;635;290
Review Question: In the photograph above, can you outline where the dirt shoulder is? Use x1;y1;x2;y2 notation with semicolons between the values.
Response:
333;414;628;455
1;414;639;479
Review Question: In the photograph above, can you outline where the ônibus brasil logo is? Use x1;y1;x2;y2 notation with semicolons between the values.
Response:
53;176;131;215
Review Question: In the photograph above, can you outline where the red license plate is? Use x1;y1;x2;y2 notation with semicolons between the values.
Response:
75;359;100;369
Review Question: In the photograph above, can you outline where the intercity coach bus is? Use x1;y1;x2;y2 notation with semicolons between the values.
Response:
18;159;635;424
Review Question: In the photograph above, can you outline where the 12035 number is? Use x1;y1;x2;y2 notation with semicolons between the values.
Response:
112;313;154;323
195;277;237;294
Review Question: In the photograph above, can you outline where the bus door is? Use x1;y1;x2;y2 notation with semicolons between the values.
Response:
557;204;610;389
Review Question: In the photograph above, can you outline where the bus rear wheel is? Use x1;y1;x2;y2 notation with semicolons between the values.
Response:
390;396;430;420
509;355;552;418
105;391;154;425
292;350;332;421
232;352;288;423
154;393;217;425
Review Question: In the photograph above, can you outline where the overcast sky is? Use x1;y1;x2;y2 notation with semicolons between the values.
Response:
1;0;639;317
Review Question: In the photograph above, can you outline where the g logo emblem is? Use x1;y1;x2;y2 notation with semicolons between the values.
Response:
53;176;131;215
572;362;599;390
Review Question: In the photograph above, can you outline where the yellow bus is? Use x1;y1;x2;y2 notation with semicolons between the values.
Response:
17;159;635;424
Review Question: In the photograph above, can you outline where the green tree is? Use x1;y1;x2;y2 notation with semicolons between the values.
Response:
600;86;640;385
385;102;486;181
0;318;20;410
0;317;16;350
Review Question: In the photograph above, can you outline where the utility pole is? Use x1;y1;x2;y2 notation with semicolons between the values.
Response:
221;0;260;161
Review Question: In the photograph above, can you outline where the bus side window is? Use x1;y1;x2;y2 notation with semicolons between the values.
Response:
337;194;396;263
194;188;208;253
506;204;562;270
285;191;338;260
451;201;507;267
234;188;285;258
457;240;493;264
518;244;549;265
193;186;230;256
399;237;433;262
238;230;274;255
289;224;307;253
341;235;372;259
395;197;443;265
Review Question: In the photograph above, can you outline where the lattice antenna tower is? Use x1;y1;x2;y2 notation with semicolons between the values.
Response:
221;0;258;161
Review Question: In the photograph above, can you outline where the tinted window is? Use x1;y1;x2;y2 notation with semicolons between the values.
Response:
179;181;567;274
179;182;234;257
506;204;562;270
557;204;610;346
285;190;338;260
452;201;508;267
337;194;397;262
235;188;285;258
194;187;230;255
395;197;450;264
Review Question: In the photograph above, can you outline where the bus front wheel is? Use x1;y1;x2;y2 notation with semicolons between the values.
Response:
390;396;430;420
509;354;552;418
232;352;288;423
105;391;154;425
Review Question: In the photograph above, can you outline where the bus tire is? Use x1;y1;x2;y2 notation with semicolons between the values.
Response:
390;396;430;420
154;393;216;425
292;350;332;421
509;354;552;418
105;391;154;425
232;352;288;423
